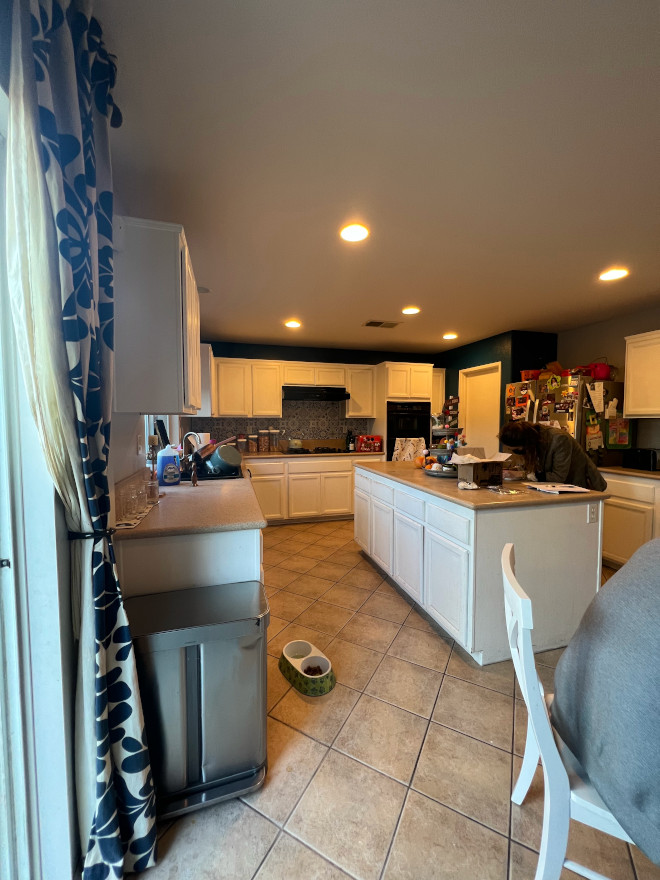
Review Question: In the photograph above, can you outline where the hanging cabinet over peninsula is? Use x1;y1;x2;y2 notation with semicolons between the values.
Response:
113;216;201;415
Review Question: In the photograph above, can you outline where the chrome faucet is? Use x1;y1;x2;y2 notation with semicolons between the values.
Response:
181;432;202;475
182;431;201;454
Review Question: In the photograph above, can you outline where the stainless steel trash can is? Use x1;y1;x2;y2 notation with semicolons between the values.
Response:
125;580;269;819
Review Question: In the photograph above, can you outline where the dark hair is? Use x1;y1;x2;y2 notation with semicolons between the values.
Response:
498;421;542;473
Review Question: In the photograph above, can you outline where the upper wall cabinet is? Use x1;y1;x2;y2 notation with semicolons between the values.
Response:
282;363;346;386
431;368;446;414
623;330;660;417
380;362;433;400
215;358;282;418
113;216;201;414
346;367;375;417
198;343;219;417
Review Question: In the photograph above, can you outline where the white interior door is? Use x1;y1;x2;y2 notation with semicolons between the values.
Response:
458;362;502;457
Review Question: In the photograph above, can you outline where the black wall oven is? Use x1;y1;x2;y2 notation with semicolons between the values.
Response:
386;401;431;460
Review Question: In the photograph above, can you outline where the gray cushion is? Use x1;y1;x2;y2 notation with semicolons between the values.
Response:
551;539;660;865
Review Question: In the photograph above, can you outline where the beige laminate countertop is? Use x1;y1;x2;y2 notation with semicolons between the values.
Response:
354;461;609;511
599;466;660;481
244;451;384;459
113;475;267;541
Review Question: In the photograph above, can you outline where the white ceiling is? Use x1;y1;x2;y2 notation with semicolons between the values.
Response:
96;0;660;354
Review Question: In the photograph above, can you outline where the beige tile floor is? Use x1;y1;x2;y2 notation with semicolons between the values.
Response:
149;524;659;880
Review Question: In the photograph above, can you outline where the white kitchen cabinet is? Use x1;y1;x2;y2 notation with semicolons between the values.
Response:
371;498;394;574
216;360;251;416
320;472;353;515
114;216;201;414
623;330;660;417
346;367;375;417
424;526;469;643
198;344;219;417
431;368;446;414
288;474;322;518
354;488;371;552
380;362;433;400
281;363;346;386
601;472;659;566
215;359;282;417
251;476;287;521
393;511;424;603
252;362;282;417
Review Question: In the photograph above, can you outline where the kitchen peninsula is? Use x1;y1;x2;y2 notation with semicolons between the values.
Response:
354;461;608;665
114;478;267;597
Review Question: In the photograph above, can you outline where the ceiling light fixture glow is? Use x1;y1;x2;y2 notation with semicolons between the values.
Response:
284;319;301;329
443;332;458;340
402;306;420;315
599;267;629;281
340;224;369;242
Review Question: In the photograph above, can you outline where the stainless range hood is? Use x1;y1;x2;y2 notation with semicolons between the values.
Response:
282;386;350;402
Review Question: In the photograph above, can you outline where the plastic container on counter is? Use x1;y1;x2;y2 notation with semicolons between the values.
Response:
248;434;258;453
258;430;270;453
269;429;281;453
236;435;247;454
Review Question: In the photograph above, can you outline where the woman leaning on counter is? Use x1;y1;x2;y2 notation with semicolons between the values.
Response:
498;421;607;490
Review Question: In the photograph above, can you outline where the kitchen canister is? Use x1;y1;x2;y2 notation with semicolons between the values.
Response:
269;429;281;453
248;434;258;453
258;430;270;453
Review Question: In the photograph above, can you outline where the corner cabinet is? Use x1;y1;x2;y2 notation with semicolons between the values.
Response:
623;330;660;417
114;216;201;414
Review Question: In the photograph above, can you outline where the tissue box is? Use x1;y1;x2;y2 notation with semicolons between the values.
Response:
457;460;504;487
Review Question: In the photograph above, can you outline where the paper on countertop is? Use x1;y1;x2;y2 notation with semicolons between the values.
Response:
450;452;512;464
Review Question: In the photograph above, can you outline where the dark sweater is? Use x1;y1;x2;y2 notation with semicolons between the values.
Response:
551;539;660;864
536;426;607;490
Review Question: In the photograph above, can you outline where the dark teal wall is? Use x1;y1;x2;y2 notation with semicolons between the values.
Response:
208;341;435;364
434;330;557;429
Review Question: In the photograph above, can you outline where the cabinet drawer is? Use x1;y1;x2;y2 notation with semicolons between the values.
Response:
288;458;353;474
604;477;656;504
246;461;285;476
371;481;394;504
425;503;471;545
394;489;424;521
354;472;371;493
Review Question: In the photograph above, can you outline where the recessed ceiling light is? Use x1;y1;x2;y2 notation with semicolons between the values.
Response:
284;319;302;329
340;224;369;242
443;332;458;340
599;267;629;281
402;306;420;315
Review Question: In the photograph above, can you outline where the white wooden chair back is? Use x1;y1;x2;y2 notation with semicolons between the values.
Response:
501;544;568;787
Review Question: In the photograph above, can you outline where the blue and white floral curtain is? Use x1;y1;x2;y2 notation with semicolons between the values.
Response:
6;1;157;875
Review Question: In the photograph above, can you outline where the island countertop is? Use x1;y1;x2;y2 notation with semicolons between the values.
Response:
113;476;267;541
354;460;608;510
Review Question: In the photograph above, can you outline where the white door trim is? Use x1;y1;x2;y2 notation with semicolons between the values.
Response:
458;361;502;455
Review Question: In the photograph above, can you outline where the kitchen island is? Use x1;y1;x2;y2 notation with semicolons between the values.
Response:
114;477;267;597
354;461;608;665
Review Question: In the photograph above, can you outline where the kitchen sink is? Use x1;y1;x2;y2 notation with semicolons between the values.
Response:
180;470;243;481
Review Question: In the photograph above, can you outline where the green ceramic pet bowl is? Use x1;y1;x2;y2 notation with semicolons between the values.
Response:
278;640;336;697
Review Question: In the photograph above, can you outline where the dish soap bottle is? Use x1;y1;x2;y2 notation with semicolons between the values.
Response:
156;444;181;486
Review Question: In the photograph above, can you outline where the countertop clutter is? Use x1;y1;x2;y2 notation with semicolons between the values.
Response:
113;475;266;541
354;461;609;510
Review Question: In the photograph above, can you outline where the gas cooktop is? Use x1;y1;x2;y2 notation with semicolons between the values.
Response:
287;447;347;454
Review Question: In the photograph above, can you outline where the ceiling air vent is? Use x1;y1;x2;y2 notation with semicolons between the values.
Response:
363;320;400;329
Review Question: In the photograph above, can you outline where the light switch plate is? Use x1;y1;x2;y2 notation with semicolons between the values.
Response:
137;433;144;455
587;502;598;524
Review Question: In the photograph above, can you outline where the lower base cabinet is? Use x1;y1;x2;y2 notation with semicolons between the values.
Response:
354;488;371;551
288;474;323;518
424;526;469;643
250;476;287;521
600;472;659;566
393;511;424;603
371;499;394;574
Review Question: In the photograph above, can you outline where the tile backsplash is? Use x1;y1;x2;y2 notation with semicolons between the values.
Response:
190;400;373;444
